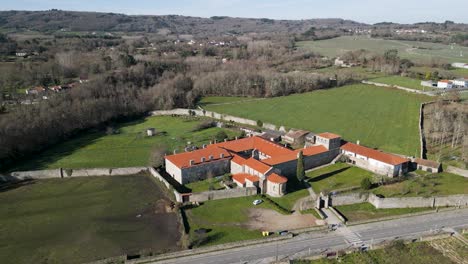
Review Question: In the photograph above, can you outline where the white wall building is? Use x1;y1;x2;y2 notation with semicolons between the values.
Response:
437;80;453;89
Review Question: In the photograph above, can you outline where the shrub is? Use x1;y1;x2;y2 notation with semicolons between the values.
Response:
360;177;372;190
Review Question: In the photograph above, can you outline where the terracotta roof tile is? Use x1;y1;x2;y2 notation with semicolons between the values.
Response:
244;157;272;174
341;142;408;166
262;145;328;166
165;145;231;169
414;158;440;169
317;132;341;139
267;173;288;184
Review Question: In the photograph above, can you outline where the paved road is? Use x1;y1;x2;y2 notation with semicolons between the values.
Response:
152;209;468;264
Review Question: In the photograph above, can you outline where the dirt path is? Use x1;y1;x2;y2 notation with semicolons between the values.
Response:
245;208;317;231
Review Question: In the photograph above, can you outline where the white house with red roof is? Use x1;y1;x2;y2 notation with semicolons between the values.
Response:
165;134;342;197
341;142;409;177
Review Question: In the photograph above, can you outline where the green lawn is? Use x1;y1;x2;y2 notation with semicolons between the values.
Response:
0;175;180;264
334;202;432;222
294;241;455;264
297;36;468;64
185;177;225;193
204;84;429;156
372;172;468;197
311;66;387;79
269;188;310;212
306;163;375;193
370;76;432;91
185;196;280;247
11;116;242;170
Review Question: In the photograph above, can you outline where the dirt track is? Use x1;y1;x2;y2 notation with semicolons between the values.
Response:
245;208;318;231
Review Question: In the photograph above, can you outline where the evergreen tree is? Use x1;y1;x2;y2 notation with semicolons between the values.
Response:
296;151;305;182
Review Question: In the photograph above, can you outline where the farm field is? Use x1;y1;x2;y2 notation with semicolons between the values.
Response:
198;96;260;106
369;76;432;91
204;84;430;156
334;202;432;222
306;163;374;193
297;36;468;63
0;175;180;264
372;172;468;197
10;116;242;171
295;240;456;264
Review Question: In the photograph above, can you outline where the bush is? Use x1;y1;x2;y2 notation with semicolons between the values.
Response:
214;131;228;142
360;177;372;190
256;120;263;127
192;121;215;132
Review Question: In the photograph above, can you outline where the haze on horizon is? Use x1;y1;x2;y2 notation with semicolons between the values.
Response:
1;0;468;24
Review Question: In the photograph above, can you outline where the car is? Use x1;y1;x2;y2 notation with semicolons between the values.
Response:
252;199;263;205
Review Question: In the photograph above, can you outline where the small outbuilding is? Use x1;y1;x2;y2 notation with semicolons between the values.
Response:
284;129;310;145
413;158;441;173
147;128;156;137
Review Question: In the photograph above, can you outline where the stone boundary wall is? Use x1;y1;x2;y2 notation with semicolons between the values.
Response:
2;167;148;182
362;80;436;96
148;168;184;203
329;192;369;206
368;193;468;209
190;187;258;203
150;108;279;131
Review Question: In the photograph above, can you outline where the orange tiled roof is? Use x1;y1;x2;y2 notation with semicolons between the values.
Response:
215;136;293;157
231;154;246;165
267;173;288;184
262;145;328;166
244;157;272;174
165;145;231;169
232;173;260;184
317;132;341;139
341;142;408;166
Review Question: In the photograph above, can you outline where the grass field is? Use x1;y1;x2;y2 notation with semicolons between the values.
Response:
204;84;429;156
306;163;375;193
185;196;279;247
294;241;455;264
297;36;468;63
372;172;468;197
185;177;225;193
198;96;258;106
0;175;180;264
369;76;433;91
11;116;241;170
334;202;432;222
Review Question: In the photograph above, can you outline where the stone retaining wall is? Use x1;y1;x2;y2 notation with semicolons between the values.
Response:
329;192;369;206
3;167;148;182
368;193;468;209
148;168;184;203
190;187;258;203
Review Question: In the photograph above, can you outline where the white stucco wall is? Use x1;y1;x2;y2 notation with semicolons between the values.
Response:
165;159;182;183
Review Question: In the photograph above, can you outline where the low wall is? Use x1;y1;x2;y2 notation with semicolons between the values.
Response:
151;108;278;131
149;167;184;203
368;193;468;209
190;187;257;203
3;167;148;182
329;192;368;206
8;169;62;181
446;166;468;178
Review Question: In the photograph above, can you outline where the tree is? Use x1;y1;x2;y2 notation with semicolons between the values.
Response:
360;177;372;190
148;145;168;168
257;120;263;127
296;151;305;182
214;131;228;142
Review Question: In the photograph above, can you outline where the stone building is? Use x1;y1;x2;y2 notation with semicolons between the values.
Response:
341;142;409;177
165;135;341;197
413;158;441;173
284;129;310;145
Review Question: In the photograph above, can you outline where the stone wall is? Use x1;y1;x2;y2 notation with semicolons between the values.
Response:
3;167;148;182
149;167;184;203
368;193;468;209
150;108;278;131
190;187;258;203
181;159;230;184
274;149;339;177
329;192;369;206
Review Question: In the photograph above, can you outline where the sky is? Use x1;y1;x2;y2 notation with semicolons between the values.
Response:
1;0;468;24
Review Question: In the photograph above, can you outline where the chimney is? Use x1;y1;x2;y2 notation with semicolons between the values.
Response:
214;139;217;143
189;160;194;166
201;157;206;163
202;144;207;149
209;155;213;160
220;153;225;158
173;150;177;154
209;141;213;145
235;136;238;140
357;140;360;145
224;138;228;142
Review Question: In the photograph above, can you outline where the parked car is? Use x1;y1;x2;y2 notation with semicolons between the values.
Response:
252;199;263;205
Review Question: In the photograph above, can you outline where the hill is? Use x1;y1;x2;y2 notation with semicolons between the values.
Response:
0;10;365;36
